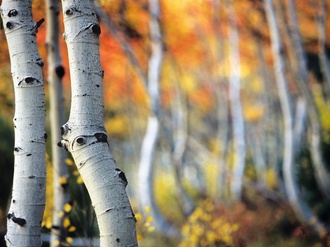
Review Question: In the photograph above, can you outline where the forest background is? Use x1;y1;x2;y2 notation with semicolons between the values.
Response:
1;0;330;246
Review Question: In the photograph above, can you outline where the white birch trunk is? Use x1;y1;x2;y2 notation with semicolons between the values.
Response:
1;1;46;246
59;0;137;246
287;0;330;199
138;0;179;237
45;0;70;245
264;0;327;236
228;2;246;201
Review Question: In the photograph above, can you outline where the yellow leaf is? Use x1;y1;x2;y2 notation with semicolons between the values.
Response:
68;226;76;232
66;237;73;244
53;240;60;246
64;203;72;213
137;234;143;241
73;170;79;176
146;216;153;223
135;213;142;221
45;218;52;229
59;176;68;185
144;206;151;213
147;226;155;232
77;176;84;184
65;158;74;166
63;217;70;228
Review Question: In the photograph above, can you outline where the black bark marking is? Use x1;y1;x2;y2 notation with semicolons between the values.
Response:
14;147;21;152
26;153;32;157
44;133;48;141
25;77;34;84
91;24;101;35
65;7;78;16
36;18;45;29
55;65;65;79
6;22;14;29
96;84;100;88
116;238;120;243
94;133;107;143
36;58;44;67
28;175;35;179
115;168;128;186
7;213;26;226
76;137;86;145
8;9;18;17
12;217;26;226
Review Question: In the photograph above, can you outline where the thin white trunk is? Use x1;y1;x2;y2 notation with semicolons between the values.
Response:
264;0;327;236
287;0;330;199
1;0;46;246
228;2;246;201
138;0;179;237
59;0;137;246
45;0;70;245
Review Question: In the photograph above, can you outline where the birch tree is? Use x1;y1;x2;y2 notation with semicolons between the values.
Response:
264;0;327;236
137;0;179;237
286;0;330;199
45;0;70;245
227;1;246;201
1;0;46;245
58;0;137;245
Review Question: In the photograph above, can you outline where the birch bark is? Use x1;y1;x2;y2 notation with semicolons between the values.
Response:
138;0;178;237
227;1;246;201
264;0;327;236
1;0;46;246
59;0;137;245
45;0;70;245
287;0;330;199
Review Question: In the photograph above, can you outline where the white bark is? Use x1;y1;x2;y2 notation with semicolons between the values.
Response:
138;0;179;237
59;0;137;246
227;2;246;201
45;0;70;245
1;0;46;246
264;0;327;236
287;0;330;199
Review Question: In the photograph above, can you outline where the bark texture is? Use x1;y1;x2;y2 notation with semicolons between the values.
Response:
59;0;137;246
1;0;46;245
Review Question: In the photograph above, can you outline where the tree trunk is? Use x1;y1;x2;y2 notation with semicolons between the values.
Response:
45;0;70;245
59;0;137;245
1;1;46;245
138;0;179;237
264;0;327;236
227;1;246;201
287;0;330;199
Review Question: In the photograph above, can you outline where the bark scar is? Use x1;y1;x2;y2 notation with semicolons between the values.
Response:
7;213;26;226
